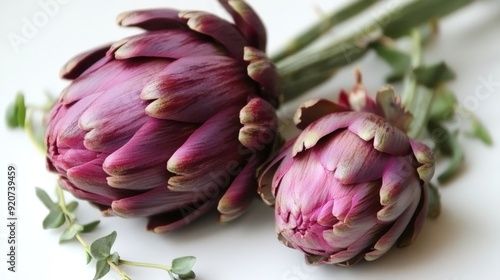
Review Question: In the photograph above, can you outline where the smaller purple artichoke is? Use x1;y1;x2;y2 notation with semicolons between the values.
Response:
258;81;434;265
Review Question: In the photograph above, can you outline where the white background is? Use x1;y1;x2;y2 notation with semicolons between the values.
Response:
1;1;500;279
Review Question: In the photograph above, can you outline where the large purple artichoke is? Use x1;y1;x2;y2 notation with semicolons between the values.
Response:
258;83;434;265
45;1;279;232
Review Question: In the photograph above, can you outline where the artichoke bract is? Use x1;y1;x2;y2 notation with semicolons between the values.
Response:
258;80;434;265
45;1;279;232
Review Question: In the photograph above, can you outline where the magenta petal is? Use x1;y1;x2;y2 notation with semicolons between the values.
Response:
409;139;435;183
79;91;146;153
60;44;111;80
316;200;337;226
180;10;246;60
397;183;429;247
47;93;96;149
313;130;390;184
80;55;115;79
168;164;237;195
77;60;171;152
365;197;420;261
378;158;421;222
111;186;197;217
327;224;386;265
58;178;113;206
347;113;411;155
375;87;413;131
219;0;267;50
106;170;168;191
116;9;187;31
276;152;331;217
239;98;277;150
294;99;349;130
217;157;260;222
342;75;381;115
292;111;362;156
148;198;218;232
66;157;133;200
244;47;280;106
143;56;251;122
66;157;107;188
60;59;170;105
110;30;224;60
257;138;295;205
59;148;98;171
103;119;197;190
325;182;381;245
168;106;243;179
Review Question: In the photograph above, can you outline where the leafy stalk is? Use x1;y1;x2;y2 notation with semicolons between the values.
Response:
36;186;196;280
278;0;473;102
5;92;49;152
403;29;435;139
271;0;380;63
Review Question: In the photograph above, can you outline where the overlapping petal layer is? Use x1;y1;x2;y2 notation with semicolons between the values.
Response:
46;1;278;232
258;95;434;265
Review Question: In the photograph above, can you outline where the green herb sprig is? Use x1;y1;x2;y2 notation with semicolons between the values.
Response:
36;186;196;280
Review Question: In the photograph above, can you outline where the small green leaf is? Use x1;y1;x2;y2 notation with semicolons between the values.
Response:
427;183;441;219
15;93;26;128
5;93;26;128
178;270;196;279
82;220;101;233
171;256;196;275
91;231;117;260
36;187;57;210
93;259;111;280
414;62;456;89
438;130;465;184
66;212;77;223
66;201;79;212
108;252;120;266
468;114;493;145
428;90;457;121
374;44;411;83
42;208;65;229
86;252;92;264
59;224;84;242
5;102;19;128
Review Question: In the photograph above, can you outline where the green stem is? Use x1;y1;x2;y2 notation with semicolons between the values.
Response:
404;29;435;139
75;234;91;254
402;29;422;108
408;86;434;139
277;0;473;102
119;259;172;272
108;260;132;280
271;0;380;63
56;186;133;279
24;111;46;153
403;29;423;138
56;187;90;253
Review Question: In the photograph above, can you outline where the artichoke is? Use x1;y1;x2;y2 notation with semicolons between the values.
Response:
45;0;279;232
258;81;434;265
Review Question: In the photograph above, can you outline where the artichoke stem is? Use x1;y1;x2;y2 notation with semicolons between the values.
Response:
271;0;380;63
277;0;473;103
